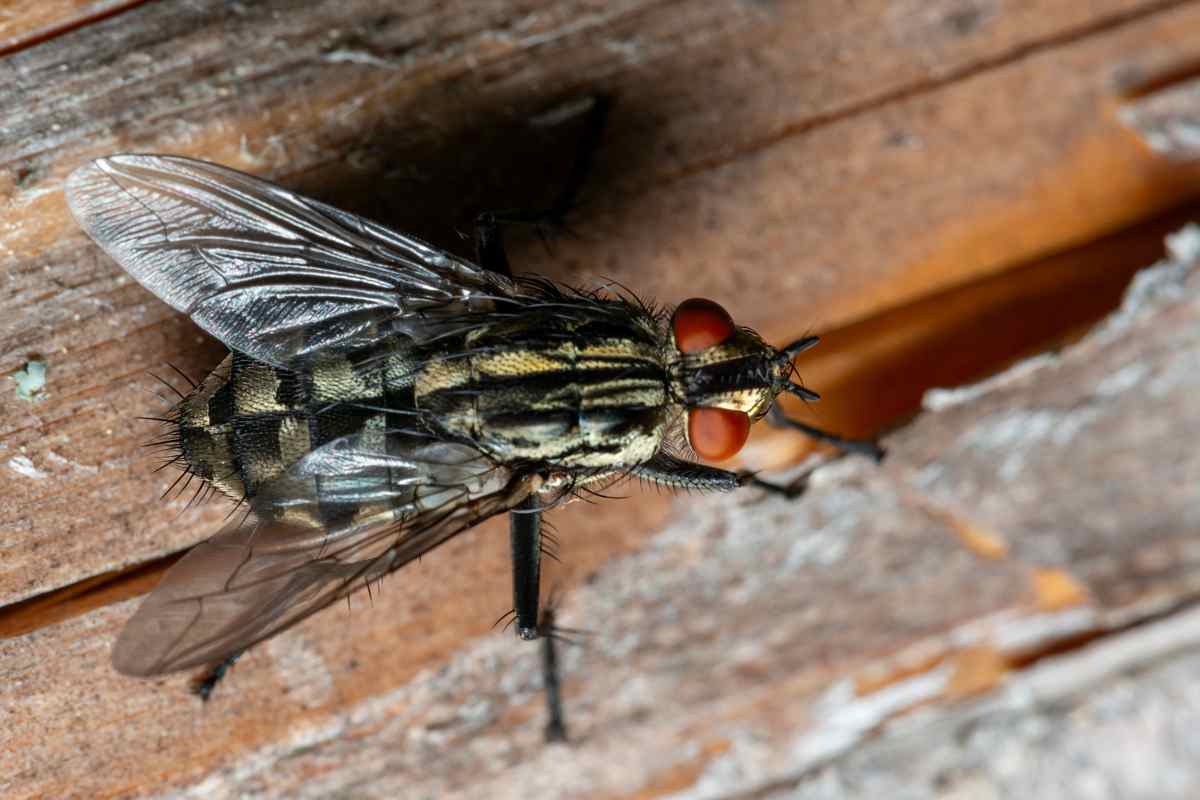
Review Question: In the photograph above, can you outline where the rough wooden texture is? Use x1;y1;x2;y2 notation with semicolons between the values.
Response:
8;0;1200;603
787;606;1200;799
6;227;1198;798
4;1;1200;797
1120;74;1200;159
0;1;145;54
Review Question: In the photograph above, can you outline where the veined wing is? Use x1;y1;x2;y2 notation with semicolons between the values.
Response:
113;435;535;676
65;155;512;369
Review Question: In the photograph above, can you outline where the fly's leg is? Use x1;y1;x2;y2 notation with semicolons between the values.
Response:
630;454;741;492
538;600;592;743
737;406;884;496
511;491;585;742
509;494;545;641
764;406;886;462
632;453;812;500
539;606;568;743
740;468;815;500
190;650;243;701
511;496;589;742
474;211;515;278
474;94;613;278
776;334;886;464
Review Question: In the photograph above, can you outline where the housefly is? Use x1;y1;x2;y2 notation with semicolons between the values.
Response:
65;151;882;708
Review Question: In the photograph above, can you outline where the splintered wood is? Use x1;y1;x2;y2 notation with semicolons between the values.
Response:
3;2;1200;797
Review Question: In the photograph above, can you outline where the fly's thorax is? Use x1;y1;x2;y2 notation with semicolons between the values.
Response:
413;310;671;469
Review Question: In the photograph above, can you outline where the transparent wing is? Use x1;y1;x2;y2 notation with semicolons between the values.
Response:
113;434;533;676
65;154;510;368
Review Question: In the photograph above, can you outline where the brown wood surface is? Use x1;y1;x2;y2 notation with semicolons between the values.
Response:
7;0;1200;604
0;1;148;54
3;1;1200;797
6;0;1200;607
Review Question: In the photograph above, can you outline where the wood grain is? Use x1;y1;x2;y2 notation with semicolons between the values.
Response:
0;1;147;54
7;0;1200;604
4;1;1200;796
5;227;1198;798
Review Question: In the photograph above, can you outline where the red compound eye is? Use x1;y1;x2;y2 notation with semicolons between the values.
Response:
673;298;735;354
687;407;751;462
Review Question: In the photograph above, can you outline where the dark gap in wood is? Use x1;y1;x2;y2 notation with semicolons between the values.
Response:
1003;595;1200;672
0;1;156;58
1119;54;1200;99
784;196;1200;445
0;550;178;638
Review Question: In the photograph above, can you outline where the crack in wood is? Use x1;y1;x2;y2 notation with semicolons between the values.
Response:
0;1;154;58
0;551;177;639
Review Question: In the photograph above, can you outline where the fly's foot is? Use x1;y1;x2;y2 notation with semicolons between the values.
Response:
764;408;885;463
738;470;811;500
189;651;243;702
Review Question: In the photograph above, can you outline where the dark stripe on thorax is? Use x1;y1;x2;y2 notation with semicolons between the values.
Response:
434;363;663;398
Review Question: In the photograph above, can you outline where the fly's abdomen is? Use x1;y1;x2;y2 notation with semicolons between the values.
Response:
414;315;670;469
172;349;411;520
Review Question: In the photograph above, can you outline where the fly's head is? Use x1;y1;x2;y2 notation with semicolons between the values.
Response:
668;298;813;462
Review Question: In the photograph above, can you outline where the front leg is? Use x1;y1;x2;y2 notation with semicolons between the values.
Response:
631;453;813;498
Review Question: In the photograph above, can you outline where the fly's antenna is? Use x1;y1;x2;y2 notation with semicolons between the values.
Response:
770;332;885;461
782;334;820;358
781;335;823;400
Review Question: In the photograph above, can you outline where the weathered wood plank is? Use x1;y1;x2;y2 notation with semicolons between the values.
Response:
6;0;1200;605
787;611;1200;798
0;0;146;54
4;227;1197;797
4;1;1200;794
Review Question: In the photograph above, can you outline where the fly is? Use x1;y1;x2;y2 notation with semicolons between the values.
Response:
65;135;882;723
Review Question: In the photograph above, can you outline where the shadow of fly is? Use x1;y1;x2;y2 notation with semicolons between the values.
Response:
66;120;881;735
